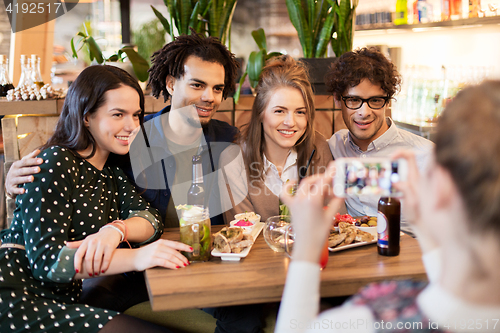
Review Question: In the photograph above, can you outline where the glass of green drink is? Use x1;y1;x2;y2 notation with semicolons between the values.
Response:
178;205;211;262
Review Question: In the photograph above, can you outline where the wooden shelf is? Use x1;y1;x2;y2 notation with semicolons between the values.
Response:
356;15;500;31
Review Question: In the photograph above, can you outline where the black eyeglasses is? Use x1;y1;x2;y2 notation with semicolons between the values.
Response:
340;96;391;110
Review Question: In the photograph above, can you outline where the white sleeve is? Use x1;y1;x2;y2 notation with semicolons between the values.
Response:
276;261;376;333
422;247;441;283
276;261;321;333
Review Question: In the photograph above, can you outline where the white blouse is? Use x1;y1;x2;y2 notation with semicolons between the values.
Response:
263;149;298;197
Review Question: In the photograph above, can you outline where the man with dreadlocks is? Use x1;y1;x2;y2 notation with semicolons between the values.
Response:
5;31;266;333
128;30;240;228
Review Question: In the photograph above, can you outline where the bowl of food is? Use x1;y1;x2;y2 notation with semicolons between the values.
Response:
234;212;261;225
356;216;377;233
230;219;256;234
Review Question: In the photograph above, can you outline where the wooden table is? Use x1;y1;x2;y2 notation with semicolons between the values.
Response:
145;226;427;311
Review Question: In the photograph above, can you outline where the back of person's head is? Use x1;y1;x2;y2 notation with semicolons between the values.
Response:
435;80;500;236
325;47;402;99
44;65;144;158
148;29;239;102
242;54;316;179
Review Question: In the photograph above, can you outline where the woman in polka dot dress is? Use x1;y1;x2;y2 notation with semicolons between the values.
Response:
0;65;191;333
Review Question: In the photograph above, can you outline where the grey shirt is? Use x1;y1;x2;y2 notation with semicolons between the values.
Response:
328;117;434;235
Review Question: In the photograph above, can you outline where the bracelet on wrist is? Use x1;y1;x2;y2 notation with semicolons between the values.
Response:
100;224;124;242
110;220;131;248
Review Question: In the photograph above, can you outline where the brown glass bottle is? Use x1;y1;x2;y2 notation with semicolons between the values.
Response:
377;196;400;256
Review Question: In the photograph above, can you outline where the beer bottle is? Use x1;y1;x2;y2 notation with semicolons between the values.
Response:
377;196;401;256
187;155;205;206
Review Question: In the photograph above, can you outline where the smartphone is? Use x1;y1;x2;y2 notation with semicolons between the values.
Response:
333;157;408;197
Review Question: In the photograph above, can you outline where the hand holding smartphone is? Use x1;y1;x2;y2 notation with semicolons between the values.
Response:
333;157;408;197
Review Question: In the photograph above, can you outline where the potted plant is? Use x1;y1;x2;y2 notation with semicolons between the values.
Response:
331;0;359;57
132;19;167;66
70;24;150;82
285;0;358;94
233;28;282;103
151;0;238;47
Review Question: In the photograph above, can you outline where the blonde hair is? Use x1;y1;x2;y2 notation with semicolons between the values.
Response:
239;55;316;181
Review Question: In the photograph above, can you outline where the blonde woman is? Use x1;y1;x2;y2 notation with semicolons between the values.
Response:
219;55;333;223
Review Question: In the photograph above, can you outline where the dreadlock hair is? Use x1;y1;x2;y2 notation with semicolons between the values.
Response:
148;28;239;102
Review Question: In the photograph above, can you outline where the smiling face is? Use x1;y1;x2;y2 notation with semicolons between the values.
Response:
262;87;308;156
340;79;390;151
166;55;225;126
85;85;141;167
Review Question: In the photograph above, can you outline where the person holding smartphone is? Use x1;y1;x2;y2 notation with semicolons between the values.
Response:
276;80;500;332
325;47;434;235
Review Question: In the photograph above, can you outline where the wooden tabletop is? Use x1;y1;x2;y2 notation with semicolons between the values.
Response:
145;225;427;311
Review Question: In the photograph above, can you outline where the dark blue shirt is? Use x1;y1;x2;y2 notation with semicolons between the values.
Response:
108;105;238;225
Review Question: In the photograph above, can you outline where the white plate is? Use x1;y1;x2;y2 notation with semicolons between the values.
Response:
328;228;377;252
211;222;265;261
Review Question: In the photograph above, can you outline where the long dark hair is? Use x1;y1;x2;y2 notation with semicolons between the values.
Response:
42;65;145;159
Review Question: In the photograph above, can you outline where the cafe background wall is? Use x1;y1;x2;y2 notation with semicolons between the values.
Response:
3;0;499;82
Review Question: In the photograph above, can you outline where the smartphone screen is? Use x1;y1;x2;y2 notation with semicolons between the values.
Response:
333;158;407;197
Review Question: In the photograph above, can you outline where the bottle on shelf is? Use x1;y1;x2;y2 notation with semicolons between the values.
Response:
450;0;463;18
0;55;15;97
17;54;35;89
187;154;205;206
467;0;480;16
30;54;44;89
377;196;401;256
442;0;451;19
395;0;409;24
418;0;433;22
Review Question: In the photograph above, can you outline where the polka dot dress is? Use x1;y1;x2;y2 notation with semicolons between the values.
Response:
0;146;162;333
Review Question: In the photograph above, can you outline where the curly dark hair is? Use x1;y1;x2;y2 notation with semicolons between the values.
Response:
148;29;239;102
325;47;402;99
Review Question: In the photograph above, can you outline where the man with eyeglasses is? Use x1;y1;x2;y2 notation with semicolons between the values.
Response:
325;47;433;236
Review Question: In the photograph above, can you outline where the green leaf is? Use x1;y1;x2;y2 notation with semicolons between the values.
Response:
164;0;177;37
331;37;340;57
247;50;265;88
179;0;193;35
286;0;311;57
86;36;104;64
307;0;316;56
151;5;172;36
314;6;335;57
233;72;248;104
70;37;79;59
266;51;283;60
188;2;202;31
121;47;151;82
107;54;119;62
251;28;267;51
217;0;237;45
